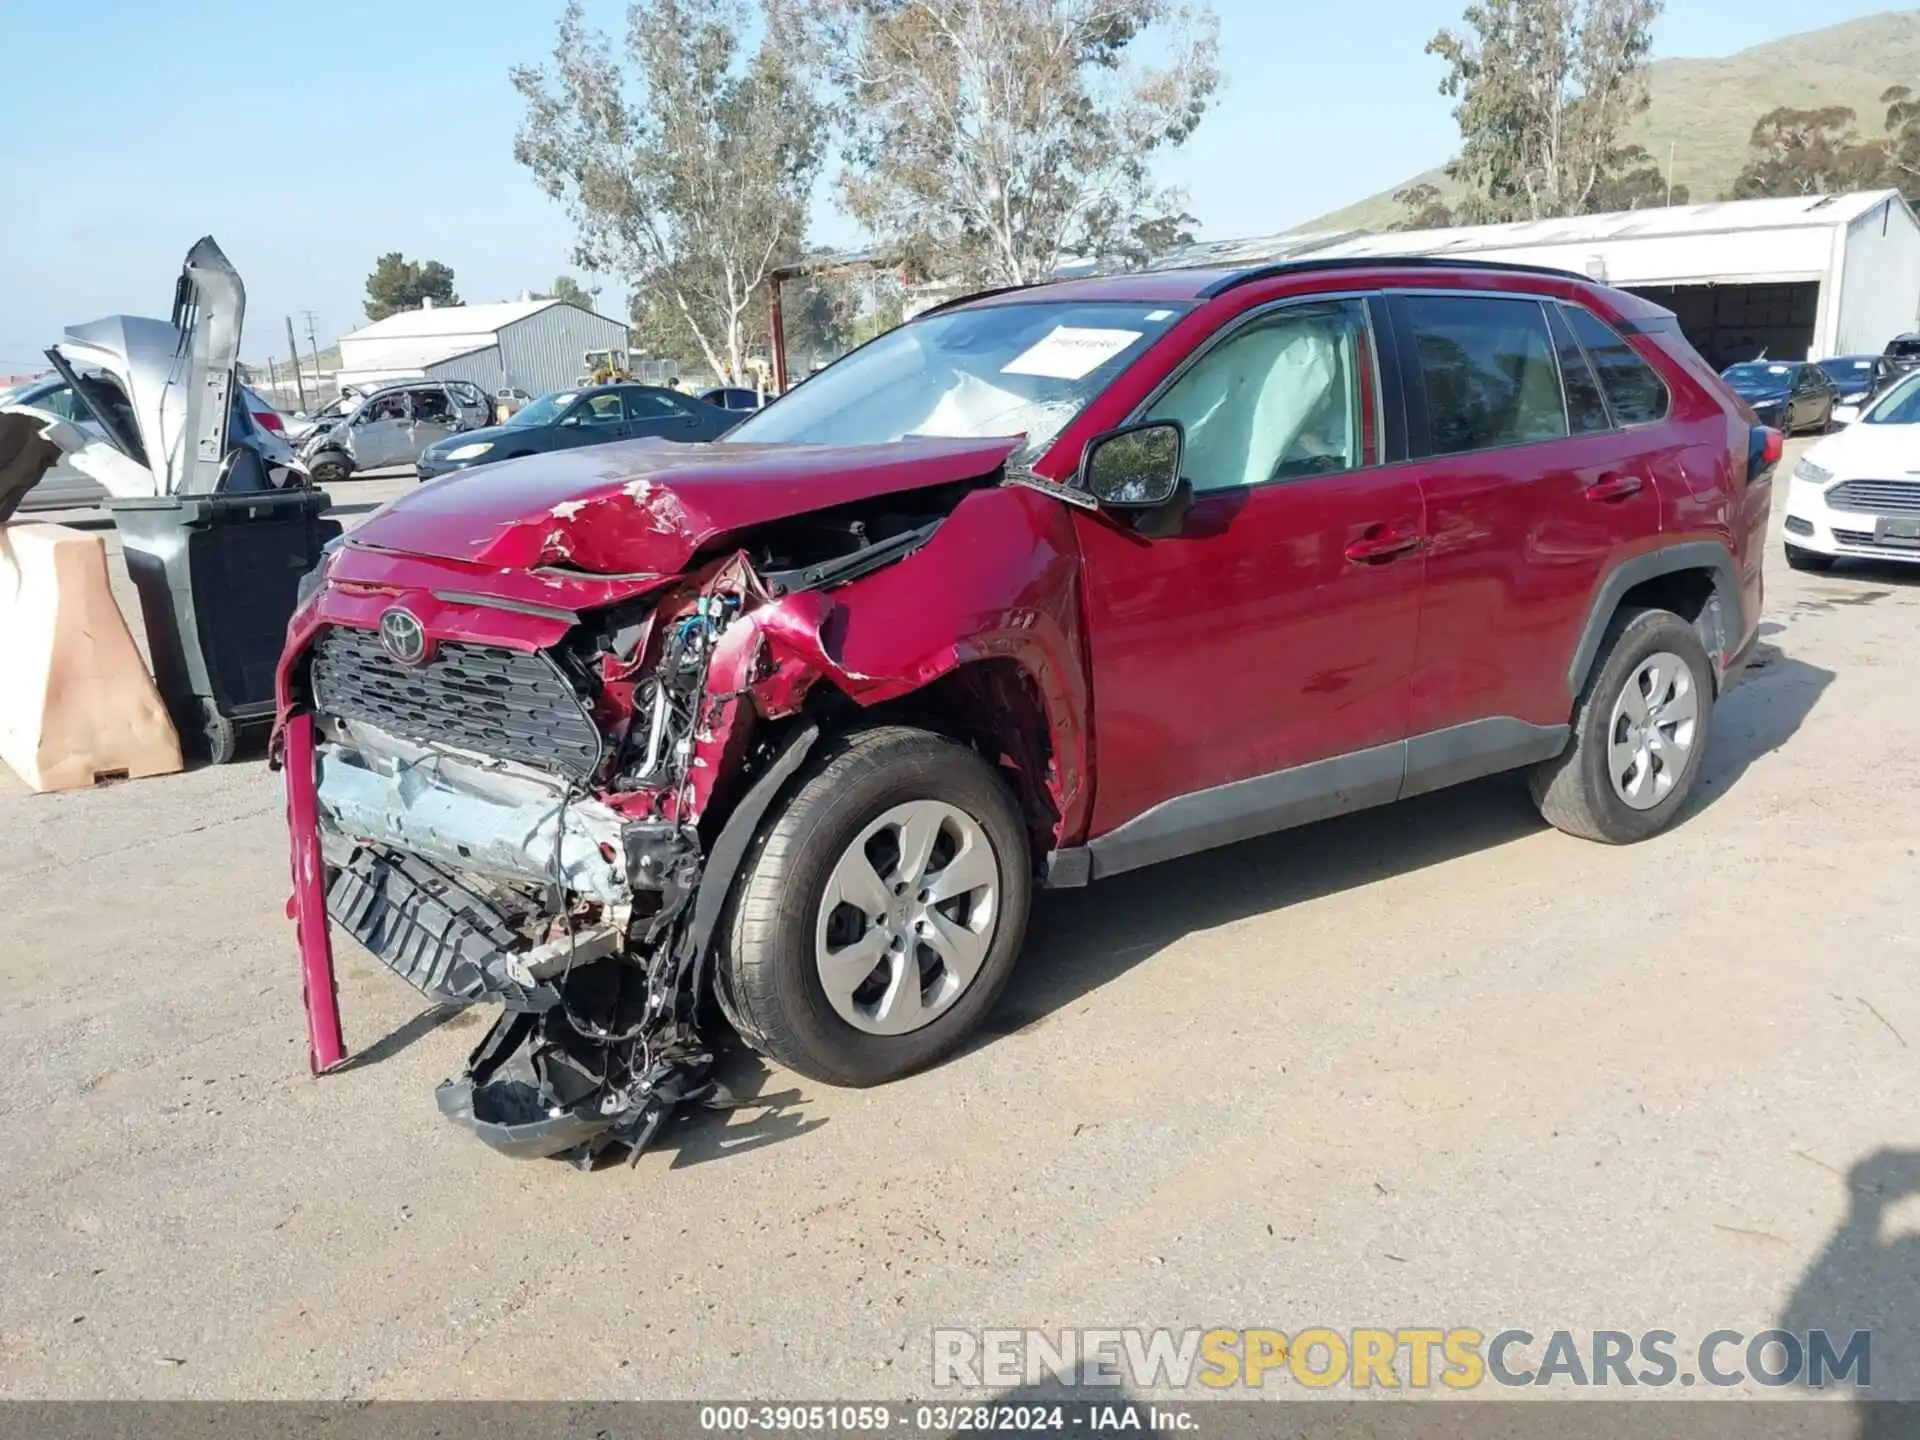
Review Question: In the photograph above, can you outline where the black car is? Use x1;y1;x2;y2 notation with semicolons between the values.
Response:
415;383;740;479
1817;354;1889;401
1719;360;1836;435
1882;332;1920;380
699;386;765;412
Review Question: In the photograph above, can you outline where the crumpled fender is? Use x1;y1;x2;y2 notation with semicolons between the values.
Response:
702;484;1092;843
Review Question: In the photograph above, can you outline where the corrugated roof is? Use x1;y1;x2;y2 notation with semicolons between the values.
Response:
1312;190;1905;259
1131;192;1907;274
340;299;562;342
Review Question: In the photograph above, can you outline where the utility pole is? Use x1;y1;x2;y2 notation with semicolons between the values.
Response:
283;317;309;410
301;311;324;390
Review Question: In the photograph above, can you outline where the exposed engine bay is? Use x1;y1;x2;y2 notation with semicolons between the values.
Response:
295;481;989;1167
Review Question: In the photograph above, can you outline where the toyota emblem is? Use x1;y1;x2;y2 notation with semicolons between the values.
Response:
378;607;431;666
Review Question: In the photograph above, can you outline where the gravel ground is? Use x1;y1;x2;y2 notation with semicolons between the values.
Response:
0;443;1915;1402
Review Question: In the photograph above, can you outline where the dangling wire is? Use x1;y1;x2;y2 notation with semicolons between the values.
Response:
548;779;650;1047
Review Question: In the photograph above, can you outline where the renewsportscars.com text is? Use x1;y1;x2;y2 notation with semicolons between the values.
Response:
932;1327;1873;1391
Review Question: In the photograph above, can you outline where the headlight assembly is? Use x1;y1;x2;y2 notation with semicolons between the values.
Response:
1793;458;1832;484
443;442;494;461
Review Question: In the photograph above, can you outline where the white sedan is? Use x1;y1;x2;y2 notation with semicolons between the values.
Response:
1782;371;1920;570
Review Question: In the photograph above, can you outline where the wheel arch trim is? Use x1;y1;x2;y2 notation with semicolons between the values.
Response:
1566;542;1742;699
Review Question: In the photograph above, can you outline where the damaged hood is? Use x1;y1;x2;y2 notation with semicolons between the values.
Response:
345;434;1023;574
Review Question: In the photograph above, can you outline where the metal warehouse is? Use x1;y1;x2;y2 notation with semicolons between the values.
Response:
335;298;631;396
1158;190;1920;369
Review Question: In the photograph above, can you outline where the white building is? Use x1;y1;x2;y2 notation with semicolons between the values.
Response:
1156;190;1920;368
335;298;632;396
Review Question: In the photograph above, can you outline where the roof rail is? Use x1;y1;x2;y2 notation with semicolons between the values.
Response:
1196;254;1588;297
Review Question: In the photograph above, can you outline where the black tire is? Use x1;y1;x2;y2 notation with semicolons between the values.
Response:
1528;607;1714;844
196;698;238;765
716;726;1032;1087
307;451;351;485
1784;543;1834;572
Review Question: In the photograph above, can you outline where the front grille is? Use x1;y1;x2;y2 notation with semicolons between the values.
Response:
1826;479;1920;516
1832;527;1920;552
310;626;602;778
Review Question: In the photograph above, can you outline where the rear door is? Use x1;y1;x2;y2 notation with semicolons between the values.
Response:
1391;291;1662;772
625;386;734;440
1070;294;1426;848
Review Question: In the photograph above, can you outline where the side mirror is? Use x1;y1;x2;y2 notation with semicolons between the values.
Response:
1081;420;1183;508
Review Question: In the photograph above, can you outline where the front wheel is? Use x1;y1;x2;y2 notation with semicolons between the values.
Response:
1529;607;1714;844
307;451;351;485
716;727;1033;1087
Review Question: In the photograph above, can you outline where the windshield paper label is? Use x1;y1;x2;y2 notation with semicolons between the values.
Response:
1003;327;1143;380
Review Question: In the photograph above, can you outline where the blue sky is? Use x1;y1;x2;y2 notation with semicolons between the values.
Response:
0;0;1903;373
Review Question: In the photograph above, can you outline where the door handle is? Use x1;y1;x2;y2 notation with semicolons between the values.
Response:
1584;473;1643;502
1344;526;1422;564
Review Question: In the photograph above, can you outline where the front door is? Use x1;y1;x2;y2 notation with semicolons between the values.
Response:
406;385;460;457
557;391;631;447
1070;296;1425;854
1392;292;1664;755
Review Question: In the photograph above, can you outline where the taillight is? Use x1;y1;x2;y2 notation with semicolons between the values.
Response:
253;409;286;434
1748;425;1783;483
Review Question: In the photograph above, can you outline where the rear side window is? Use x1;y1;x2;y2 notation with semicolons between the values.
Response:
624;388;691;420
1563;305;1670;424
1400;294;1567;456
1543;306;1612;435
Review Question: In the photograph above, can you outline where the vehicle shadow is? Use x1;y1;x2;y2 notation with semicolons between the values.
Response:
1778;1148;1920;1435
984;642;1832;1046
1814;558;1920;588
983;772;1549;1044
1678;638;1833;822
329;1001;471;1074
653;1049;828;1169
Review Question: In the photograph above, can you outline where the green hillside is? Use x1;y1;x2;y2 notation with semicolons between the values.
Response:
1298;9;1920;234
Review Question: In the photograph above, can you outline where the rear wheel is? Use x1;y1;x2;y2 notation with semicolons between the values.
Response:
717;727;1032;1087
1529;607;1713;844
1784;543;1834;572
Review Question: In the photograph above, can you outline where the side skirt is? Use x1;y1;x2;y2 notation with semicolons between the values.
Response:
1044;717;1567;886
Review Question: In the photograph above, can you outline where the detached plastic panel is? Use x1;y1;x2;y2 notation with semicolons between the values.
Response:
0;522;183;791
109;489;340;761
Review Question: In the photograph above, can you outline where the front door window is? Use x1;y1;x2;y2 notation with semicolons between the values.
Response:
1143;301;1376;490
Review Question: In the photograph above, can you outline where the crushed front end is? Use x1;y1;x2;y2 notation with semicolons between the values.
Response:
271;436;1073;1167
279;560;773;1166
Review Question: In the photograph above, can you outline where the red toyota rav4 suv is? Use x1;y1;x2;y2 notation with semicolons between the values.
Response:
277;258;1778;1164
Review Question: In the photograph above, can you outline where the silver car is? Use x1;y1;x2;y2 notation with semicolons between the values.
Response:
296;379;493;482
